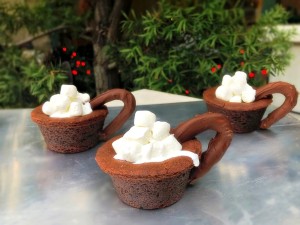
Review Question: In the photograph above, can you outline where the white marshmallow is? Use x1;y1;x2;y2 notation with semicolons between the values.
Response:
216;71;257;104
42;101;56;116
161;134;182;154
77;93;90;103
134;110;156;127
123;126;151;144
229;95;242;103
42;84;93;118
127;142;148;163
245;84;252;90
242;86;256;103
221;75;232;86
112;110;199;166
68;102;83;117
60;84;78;98
230;81;246;96
135;143;153;163
112;137;128;155
151;121;171;141
113;138;143;162
233;71;247;85
150;141;165;159
50;94;70;112
215;86;232;101
82;102;93;115
231;73;247;95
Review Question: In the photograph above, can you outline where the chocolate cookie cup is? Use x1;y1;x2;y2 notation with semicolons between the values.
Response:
203;81;298;133
31;89;136;153
96;112;233;209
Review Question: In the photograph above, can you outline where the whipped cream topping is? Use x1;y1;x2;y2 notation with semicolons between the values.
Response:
112;110;200;166
215;71;256;103
42;84;93;118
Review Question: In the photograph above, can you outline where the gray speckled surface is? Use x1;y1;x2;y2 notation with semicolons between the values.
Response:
1;102;300;225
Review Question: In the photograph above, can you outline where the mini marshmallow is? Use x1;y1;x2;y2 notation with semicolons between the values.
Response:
242;86;256;103
161;134;182;154
42;101;55;116
68;102;83;117
50;94;70;112
229;71;247;96
150;141;165;159
129;142;151;163
245;84;253;90
216;72;257;103
134;143;153;163
123;126;151;144
134;110;156;127
229;95;242;103
42;84;93;118
221;75;232;86
215;86;233;101
112;110;199;166
233;71;247;85
60;84;78;98
151;121;171;141
113;138;143;162
78;93;90;103
83;102;93;115
112;137;128;155
229;82;245;96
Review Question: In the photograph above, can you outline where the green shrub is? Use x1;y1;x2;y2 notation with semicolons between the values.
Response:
0;47;67;108
0;0;87;108
113;0;294;97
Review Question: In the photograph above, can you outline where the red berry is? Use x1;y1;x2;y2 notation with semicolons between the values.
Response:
211;67;217;73
240;61;245;66
239;49;245;54
261;69;268;75
81;61;86;67
86;69;91;75
248;72;255;78
217;64;222;69
72;70;78;76
185;90;190;95
62;47;67;52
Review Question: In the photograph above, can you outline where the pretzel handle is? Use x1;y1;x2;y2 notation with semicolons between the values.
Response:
255;82;298;129
90;89;136;141
173;112;233;183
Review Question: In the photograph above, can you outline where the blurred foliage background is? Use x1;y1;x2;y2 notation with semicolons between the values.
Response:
0;0;296;108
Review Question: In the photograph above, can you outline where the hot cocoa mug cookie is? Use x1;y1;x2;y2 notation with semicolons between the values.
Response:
96;112;233;209
31;88;136;153
203;81;298;133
